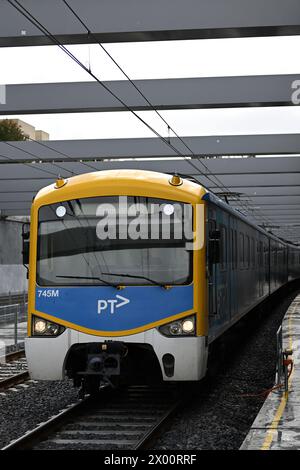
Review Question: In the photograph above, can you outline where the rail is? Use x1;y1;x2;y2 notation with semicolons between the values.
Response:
2;385;182;450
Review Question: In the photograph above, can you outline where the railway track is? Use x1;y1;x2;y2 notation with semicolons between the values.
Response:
0;349;29;391
2;385;182;450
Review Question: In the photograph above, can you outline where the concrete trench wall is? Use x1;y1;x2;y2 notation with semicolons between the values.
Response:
0;220;28;296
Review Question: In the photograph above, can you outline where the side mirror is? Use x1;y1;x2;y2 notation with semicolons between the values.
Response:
209;229;221;264
22;223;30;266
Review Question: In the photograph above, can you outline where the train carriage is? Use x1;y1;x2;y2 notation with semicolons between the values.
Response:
23;170;300;393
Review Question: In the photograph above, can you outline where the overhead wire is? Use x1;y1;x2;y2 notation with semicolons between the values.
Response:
7;0;271;226
3;140;76;177
6;0;193;161
0;143;63;178
8;0;258;225
61;0;272;226
26;136;103;172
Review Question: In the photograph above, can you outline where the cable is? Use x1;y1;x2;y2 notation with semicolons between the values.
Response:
61;0;272;227
7;0;229;209
3;140;76;177
26;136;102;172
0;145;62;178
8;0;258;227
3;4;234;191
7;0;189;161
239;359;293;398
7;0;271;227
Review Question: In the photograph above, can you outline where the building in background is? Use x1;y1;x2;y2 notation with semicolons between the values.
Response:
0;118;49;140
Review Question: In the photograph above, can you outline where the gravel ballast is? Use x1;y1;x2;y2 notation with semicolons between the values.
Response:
153;288;299;450
0;380;78;448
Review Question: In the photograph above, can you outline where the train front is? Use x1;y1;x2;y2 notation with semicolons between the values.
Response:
25;170;208;392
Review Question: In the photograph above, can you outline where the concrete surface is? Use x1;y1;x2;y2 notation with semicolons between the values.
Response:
241;295;300;450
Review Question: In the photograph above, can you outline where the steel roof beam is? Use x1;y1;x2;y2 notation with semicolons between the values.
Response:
1;0;300;47
1;75;300;114
1;135;300;160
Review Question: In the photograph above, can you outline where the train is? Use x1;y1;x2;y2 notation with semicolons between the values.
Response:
23;169;300;394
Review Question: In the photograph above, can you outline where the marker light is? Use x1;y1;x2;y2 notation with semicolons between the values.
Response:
56;205;66;218
163;204;175;216
158;315;196;337
32;315;65;337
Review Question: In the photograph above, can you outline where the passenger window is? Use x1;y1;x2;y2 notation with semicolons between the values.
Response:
220;225;227;270
234;230;238;269
246;235;250;269
251;238;255;267
240;233;244;268
259;241;263;267
265;244;268;266
230;228;234;269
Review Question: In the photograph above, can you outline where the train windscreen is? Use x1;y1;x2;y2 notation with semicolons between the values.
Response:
36;196;193;287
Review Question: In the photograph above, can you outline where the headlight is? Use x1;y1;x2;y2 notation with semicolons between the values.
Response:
34;319;47;334
158;315;196;337
182;319;195;333
32;315;65;337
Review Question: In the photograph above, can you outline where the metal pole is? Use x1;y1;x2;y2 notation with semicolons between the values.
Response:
276;326;283;386
23;290;26;318
14;306;18;347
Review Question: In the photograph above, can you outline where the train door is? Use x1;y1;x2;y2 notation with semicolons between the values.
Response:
207;216;218;318
266;239;271;295
258;237;264;297
229;218;238;319
207;206;230;333
218;220;230;325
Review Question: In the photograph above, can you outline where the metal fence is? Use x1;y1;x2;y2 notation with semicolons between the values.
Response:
0;292;28;350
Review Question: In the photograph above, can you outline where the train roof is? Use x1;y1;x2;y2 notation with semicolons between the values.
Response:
33;169;298;249
202;191;298;248
33;169;207;206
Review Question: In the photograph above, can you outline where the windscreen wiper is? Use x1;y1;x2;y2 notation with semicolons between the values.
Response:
101;272;169;288
56;275;117;288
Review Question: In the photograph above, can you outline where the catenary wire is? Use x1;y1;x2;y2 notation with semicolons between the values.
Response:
7;0;271;226
61;0;272;226
7;0;264;224
3;140;76;177
26;136;103;172
0;145;64;178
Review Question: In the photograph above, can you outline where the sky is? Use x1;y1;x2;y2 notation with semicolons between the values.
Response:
1;35;300;139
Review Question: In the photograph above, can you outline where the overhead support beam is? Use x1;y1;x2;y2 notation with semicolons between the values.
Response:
0;154;298;242
0;154;298;233
1;135;300;161
0;156;299;193
1;75;300;114
1;0;300;47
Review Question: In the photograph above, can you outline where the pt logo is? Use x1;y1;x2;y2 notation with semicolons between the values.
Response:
97;295;130;315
